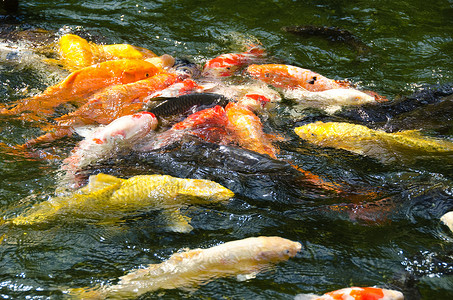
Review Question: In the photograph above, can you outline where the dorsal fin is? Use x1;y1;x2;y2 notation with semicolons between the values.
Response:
79;173;124;194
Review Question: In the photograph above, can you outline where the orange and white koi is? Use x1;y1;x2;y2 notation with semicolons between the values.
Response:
69;236;301;299
295;286;404;300
202;44;266;77
139;105;230;151
246;63;349;92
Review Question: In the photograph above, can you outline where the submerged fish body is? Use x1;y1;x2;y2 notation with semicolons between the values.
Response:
282;25;371;54
294;121;453;163
202;44;266;77
8;173;234;230
295;286;404;300
246;63;348;92
71;236;301;299
0;59;159;120
62;112;158;177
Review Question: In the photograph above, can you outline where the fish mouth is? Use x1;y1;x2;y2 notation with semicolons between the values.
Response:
173;58;201;78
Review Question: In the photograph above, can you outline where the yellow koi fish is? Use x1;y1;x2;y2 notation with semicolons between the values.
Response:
57;33;157;70
294;121;453;163
6;173;234;232
69;236;301;299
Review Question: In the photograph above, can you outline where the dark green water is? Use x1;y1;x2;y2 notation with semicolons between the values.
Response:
1;1;453;299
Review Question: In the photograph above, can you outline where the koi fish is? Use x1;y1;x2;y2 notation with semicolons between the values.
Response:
56;33;157;70
202;44;266;77
5;173;234;232
294;121;453;163
138;105;231;151
283;87;376;113
69;236;301;299
148;93;229;118
441;211;453;233
20;72;180;148
60;112;158;187
295;286;404;300
246;63;349;92
225;102;278;159
0;59;160;121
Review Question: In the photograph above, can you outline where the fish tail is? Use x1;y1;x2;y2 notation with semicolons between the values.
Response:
361;89;389;102
66;287;106;300
20;127;74;148
290;164;343;193
163;209;194;233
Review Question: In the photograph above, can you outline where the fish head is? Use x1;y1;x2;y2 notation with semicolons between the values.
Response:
238;93;272;111
255;236;301;263
144;54;175;70
202;53;245;77
172;58;201;78
325;88;376;105
294;122;340;143
179;179;234;202
93;112;157;145
121;60;160;83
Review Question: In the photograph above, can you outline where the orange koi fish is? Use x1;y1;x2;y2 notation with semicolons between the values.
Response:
295;286;404;300
0;59;160;121
202;44;266;77
57;33;157;70
246;63;350;92
140;105;231;151
21;72;180;148
225;102;278;159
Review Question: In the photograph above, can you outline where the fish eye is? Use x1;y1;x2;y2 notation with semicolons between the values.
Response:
145;73;150;77
264;73;270;78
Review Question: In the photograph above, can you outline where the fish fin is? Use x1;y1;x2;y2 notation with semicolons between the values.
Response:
78;173;124;194
169;248;204;262
162;209;193;233
294;293;320;300
67;286;106;300
392;129;422;137
324;105;342;114
74;125;101;138
236;272;258;282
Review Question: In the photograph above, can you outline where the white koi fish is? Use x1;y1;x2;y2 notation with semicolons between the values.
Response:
61;112;157;188
284;87;375;113
69;236;301;299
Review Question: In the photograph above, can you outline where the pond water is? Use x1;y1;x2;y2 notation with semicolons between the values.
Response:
1;1;452;299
